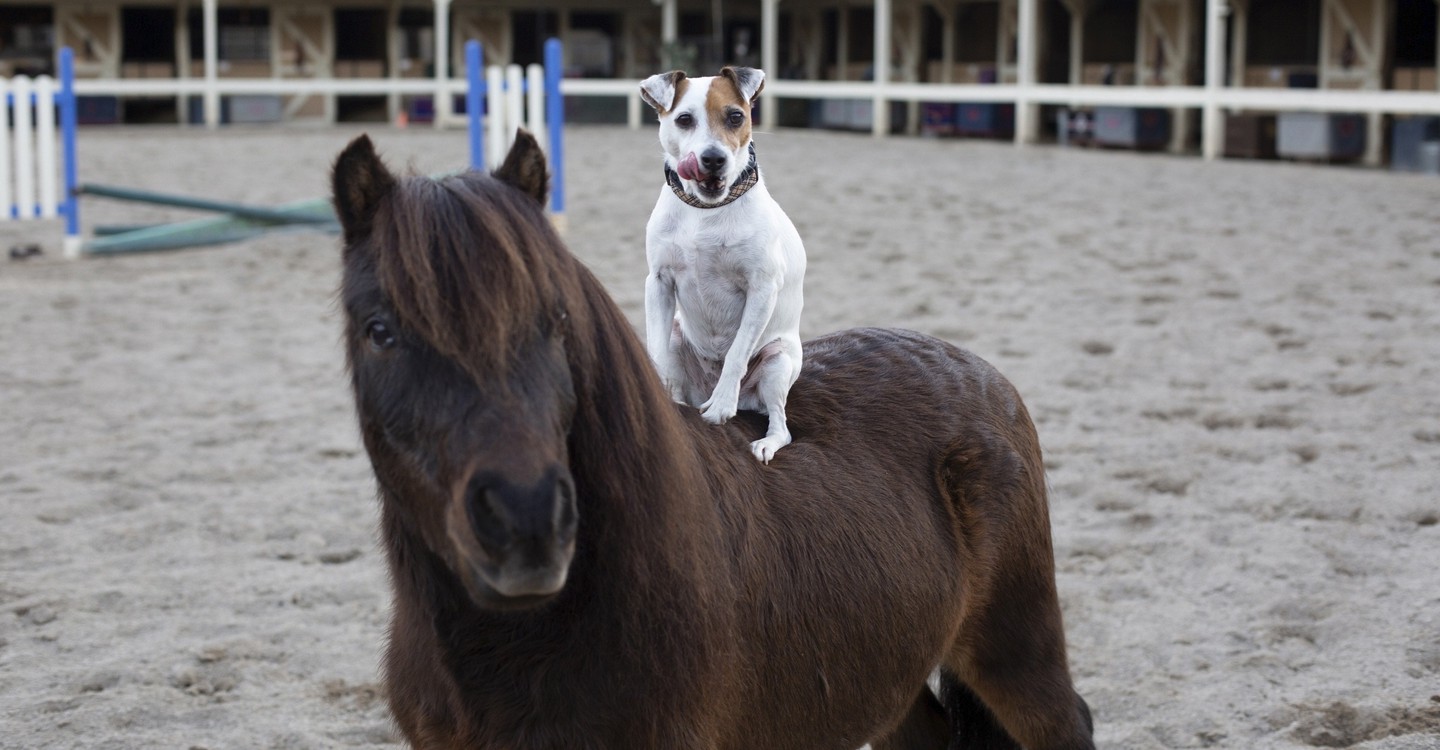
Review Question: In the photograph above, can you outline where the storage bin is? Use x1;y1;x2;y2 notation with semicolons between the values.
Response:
1391;117;1440;174
1094;107;1171;149
1276;112;1366;161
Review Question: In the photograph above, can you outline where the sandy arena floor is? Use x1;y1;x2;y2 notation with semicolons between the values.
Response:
2;125;1439;749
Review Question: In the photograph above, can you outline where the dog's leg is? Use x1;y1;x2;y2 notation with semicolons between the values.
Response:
645;270;683;401
743;343;798;463
700;277;778;425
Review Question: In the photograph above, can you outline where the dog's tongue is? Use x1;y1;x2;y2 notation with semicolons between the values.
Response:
676;153;702;181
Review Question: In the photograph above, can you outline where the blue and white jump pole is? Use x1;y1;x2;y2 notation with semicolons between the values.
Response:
463;39;565;220
7;44;561;257
1;46;80;256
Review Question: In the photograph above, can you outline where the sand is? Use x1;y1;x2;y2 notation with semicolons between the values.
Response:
2;124;1438;749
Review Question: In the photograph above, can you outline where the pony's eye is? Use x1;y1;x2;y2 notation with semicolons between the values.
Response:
366;320;396;351
727;111;744;127
675;113;694;128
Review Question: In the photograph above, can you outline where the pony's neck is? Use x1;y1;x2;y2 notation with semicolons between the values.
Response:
564;266;715;532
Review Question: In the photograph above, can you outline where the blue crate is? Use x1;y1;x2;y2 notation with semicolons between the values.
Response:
955;103;1015;137
76;96;119;125
920;103;956;135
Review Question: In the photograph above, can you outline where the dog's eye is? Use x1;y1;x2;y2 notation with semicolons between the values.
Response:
365;319;396;351
675;112;694;128
727;111;745;127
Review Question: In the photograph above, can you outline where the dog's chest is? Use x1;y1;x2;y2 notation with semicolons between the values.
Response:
657;207;764;272
656;211;768;326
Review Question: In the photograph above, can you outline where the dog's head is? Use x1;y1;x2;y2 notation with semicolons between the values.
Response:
640;67;765;205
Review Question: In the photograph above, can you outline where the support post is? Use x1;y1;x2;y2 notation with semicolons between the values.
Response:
873;0;891;136
660;0;677;68
1229;0;1247;95
762;0;779;129
1069;3;1085;85
901;0;922;135
60;48;81;257
1201;0;1226;159
938;2;955;82
545;38;566;219
466;40;484;169
1363;0;1387;166
177;0;190;125
434;0;452;126
803;9;823;79
202;0;219;129
323;10;337;123
387;1;401;124
1319;0;1333;88
1015;0;1038;143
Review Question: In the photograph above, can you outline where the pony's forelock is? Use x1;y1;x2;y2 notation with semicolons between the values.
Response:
369;171;562;380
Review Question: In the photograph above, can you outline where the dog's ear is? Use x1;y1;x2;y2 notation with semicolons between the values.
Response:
493;128;549;207
640;70;687;115
721;67;765;105
332;134;396;244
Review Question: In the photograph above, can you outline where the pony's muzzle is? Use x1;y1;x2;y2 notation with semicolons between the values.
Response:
455;468;578;603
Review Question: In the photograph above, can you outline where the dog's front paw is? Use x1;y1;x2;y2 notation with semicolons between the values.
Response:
749;436;788;464
699;395;738;425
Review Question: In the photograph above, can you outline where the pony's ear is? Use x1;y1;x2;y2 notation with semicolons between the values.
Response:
493;129;549;207
332;134;396;243
639;70;687;115
720;66;765;105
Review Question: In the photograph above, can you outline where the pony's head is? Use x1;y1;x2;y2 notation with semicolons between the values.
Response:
334;132;579;611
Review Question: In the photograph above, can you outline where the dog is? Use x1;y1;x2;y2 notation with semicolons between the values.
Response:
639;66;806;464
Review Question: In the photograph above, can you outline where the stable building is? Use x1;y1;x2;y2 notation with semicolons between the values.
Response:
1;0;1437;164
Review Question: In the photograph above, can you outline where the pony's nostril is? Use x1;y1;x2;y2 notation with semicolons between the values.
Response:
464;479;511;554
554;475;578;544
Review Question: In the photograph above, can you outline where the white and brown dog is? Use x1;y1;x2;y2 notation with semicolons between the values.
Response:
640;67;806;464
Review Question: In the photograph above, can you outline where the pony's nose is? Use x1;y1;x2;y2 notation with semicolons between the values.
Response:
462;469;577;598
700;148;727;174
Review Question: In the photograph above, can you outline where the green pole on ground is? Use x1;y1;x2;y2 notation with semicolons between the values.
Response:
82;196;337;255
79;184;337;225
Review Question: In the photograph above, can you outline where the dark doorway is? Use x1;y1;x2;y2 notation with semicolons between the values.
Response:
335;8;388;61
122;7;176;62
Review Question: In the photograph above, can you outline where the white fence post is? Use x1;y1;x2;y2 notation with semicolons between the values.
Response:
505;64;524;147
35;75;58;218
0;78;11;219
13;75;36;218
526;64;546;149
485;66;506;169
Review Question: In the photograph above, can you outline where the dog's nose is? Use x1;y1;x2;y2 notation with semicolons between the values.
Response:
700;149;727;174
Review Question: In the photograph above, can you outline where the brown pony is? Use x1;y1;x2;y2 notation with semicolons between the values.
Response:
332;131;1093;750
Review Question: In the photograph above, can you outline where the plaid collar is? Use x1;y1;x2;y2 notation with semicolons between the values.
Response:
663;143;759;209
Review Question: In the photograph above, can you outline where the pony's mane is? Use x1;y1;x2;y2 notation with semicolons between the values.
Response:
368;170;571;379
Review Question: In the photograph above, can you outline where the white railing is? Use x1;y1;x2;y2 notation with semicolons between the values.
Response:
66;75;1440;129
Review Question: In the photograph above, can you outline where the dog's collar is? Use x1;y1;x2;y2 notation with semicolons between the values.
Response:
664;143;759;209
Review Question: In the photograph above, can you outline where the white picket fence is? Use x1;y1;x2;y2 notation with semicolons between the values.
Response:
2;75;62;221
482;63;548;171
